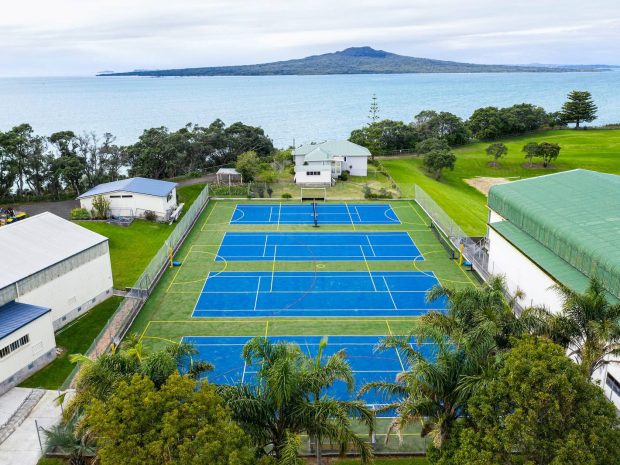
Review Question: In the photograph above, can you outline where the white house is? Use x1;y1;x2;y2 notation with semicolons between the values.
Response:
0;301;56;394
78;177;178;220
293;141;371;186
0;212;114;330
486;169;620;406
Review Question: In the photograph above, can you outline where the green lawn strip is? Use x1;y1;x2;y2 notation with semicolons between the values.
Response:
381;129;620;235
77;183;207;289
19;297;122;389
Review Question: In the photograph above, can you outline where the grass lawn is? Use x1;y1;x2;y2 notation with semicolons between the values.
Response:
78;184;206;289
19;297;122;389
381;129;620;235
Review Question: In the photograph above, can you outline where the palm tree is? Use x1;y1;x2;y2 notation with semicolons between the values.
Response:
218;337;374;465
526;277;620;377
42;414;95;465
360;335;485;449
360;276;528;450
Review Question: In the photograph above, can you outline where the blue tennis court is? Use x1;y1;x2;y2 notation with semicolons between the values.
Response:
215;232;423;261
230;203;400;225
192;271;445;317
182;335;436;411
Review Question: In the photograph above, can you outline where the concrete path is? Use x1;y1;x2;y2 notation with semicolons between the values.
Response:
0;389;69;465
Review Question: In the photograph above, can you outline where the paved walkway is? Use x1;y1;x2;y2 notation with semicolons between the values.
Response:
0;388;69;465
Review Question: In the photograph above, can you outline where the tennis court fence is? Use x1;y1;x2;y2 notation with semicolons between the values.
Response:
414;185;490;281
61;185;211;389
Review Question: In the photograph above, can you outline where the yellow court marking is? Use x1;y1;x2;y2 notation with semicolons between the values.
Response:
385;320;407;372
408;202;430;226
142;335;181;345
139;320;153;342
359;245;377;291
264;321;269;337
200;202;219;231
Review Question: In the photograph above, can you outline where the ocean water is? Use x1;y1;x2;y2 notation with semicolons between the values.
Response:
1;71;619;148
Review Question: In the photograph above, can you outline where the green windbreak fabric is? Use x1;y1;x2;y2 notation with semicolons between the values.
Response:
488;170;620;299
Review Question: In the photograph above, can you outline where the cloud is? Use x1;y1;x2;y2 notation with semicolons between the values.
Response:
0;0;619;75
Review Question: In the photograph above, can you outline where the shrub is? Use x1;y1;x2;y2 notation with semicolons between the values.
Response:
266;186;273;198
91;195;110;219
70;208;91;220
143;210;158;222
338;170;350;181
368;158;380;167
363;185;393;199
255;185;265;198
281;193;292;199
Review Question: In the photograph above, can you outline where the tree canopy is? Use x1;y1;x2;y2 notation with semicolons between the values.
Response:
453;337;620;465
561;90;598;128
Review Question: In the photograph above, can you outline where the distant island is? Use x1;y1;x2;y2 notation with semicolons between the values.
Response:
98;46;611;77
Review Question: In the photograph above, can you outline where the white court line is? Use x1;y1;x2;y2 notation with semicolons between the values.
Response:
344;204;356;225
241;360;248;383
383;277;398;310
262;234;269;257
193;307;435;313
277;203;282;230
359;246;377;291
268;207;273;222
253;276;262;311
365;235;377;257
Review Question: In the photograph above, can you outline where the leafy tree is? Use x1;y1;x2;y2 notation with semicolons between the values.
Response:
537;141;561;167
413;110;470;146
125;126;186;179
42;413;95;465
522;142;539;167
422;149;456;180
235;151;261;182
85;373;256;465
349;120;418;155
415;137;450;154
452;337;620;465
467;107;503;140
0;124;46;195
485;143;507;167
561;90;598;128
526;277;620;377
273;149;293;172
49;131;86;194
498;103;548;135
218;337;374;464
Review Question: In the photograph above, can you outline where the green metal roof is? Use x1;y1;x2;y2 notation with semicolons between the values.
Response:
304;147;333;162
488;169;620;299
294;140;371;157
490;221;618;303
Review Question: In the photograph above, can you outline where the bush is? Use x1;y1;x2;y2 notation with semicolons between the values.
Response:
281;193;292;199
338;170;350;181
70;208;91;220
143;210;158;222
368;158;380;167
91;195;110;219
209;184;248;196
363;185;393;199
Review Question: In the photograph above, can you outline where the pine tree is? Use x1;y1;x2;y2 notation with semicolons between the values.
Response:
368;94;380;123
560;90;597;128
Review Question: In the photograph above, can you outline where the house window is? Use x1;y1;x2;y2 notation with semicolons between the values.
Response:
167;192;173;202
121;195;133;198
110;195;121;198
0;334;30;359
306;171;321;176
344;157;347;161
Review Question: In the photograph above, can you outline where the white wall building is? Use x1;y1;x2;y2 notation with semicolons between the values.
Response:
0;301;56;394
293;141;370;186
0;212;114;330
486;169;620;406
78;177;178;220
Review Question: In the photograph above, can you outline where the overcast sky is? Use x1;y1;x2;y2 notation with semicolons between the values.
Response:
2;0;619;77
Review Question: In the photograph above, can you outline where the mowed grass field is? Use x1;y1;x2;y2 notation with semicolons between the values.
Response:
130;199;476;350
381;129;620;235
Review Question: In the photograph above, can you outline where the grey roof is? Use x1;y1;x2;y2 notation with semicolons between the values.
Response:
294;140;371;158
78;177;177;199
304;147;333;162
0;212;108;289
0;301;50;340
217;168;241;175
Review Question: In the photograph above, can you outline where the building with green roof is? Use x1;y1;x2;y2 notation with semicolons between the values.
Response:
293;140;371;186
486;169;620;403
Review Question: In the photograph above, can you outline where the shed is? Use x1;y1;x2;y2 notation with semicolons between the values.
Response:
78;177;178;220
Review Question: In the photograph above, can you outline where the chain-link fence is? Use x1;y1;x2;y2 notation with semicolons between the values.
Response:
61;185;210;389
414;184;489;280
